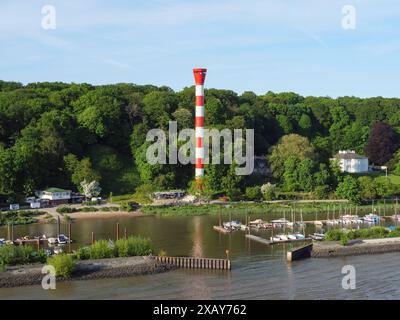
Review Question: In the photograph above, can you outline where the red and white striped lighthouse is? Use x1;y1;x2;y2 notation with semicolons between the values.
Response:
193;68;207;187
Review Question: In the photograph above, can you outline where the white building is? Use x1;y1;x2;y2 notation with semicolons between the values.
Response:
332;150;369;173
37;187;71;205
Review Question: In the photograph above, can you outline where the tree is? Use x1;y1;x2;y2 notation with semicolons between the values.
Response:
357;176;377;200
80;180;101;199
245;186;262;200
283;156;299;191
297;158;314;192
298;114;312;136
64;154;101;188
335;175;361;204
261;183;276;200
221;163;244;201
365;122;400;165
268;134;315;178
374;176;398;198
313;163;331;188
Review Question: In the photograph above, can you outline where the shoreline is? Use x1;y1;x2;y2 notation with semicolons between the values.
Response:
66;210;145;220
312;237;400;258
0;256;174;288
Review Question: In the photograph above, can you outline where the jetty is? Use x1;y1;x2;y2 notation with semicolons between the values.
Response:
287;244;313;261
312;237;400;258
155;256;231;270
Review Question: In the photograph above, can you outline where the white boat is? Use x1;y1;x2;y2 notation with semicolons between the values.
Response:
310;233;325;241
364;214;380;223
278;234;289;241
271;218;290;224
47;237;58;245
287;234;297;240
57;234;69;244
249;219;264;225
295;233;305;240
270;236;283;242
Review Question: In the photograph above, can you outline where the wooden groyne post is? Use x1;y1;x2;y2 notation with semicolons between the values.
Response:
287;244;313;261
155;256;231;270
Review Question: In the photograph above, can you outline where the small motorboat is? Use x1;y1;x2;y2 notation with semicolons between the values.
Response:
249;219;264;226
287;234;297;240
57;234;69;244
364;214;380;223
278;234;289;241
270;236;283;242
310;233;325;241
294;233;305;240
47;237;58;245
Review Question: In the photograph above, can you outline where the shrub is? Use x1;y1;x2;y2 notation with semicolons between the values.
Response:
88;240;114;259
112;236;153;257
340;234;349;246
245;186;262;201
120;203;134;212
114;238;129;257
57;207;79;214
314;185;330;200
325;229;344;241
0;245;46;267
80;207;99;212
75;247;90;260
47;254;76;279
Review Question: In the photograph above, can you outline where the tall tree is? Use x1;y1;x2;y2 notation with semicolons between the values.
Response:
268;134;315;178
365;122;400;165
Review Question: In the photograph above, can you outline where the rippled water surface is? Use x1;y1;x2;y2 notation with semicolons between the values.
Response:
0;212;399;299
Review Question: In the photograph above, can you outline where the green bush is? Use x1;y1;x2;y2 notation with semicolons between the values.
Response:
74;236;153;261
325;229;345;241
114;236;153;257
80;207;99;212
245;186;262;201
0;245;46;267
57;207;79;214
47;254;76;279
75;247;90;260
88;240;114;259
340;234;349;246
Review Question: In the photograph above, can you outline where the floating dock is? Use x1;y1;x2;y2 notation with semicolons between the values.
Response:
245;234;311;245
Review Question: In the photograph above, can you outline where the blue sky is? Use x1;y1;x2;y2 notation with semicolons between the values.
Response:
1;0;400;97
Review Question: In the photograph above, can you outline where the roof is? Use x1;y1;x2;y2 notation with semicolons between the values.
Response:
44;187;71;193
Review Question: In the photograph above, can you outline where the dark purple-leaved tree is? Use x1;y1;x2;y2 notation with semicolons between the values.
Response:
365;122;400;165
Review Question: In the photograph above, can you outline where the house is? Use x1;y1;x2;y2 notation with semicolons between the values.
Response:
332;150;369;173
37;187;71;206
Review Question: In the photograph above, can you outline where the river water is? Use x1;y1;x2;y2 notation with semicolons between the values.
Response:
0;212;399;300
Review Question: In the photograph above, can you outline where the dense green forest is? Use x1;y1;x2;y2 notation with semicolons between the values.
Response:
1;80;400;204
